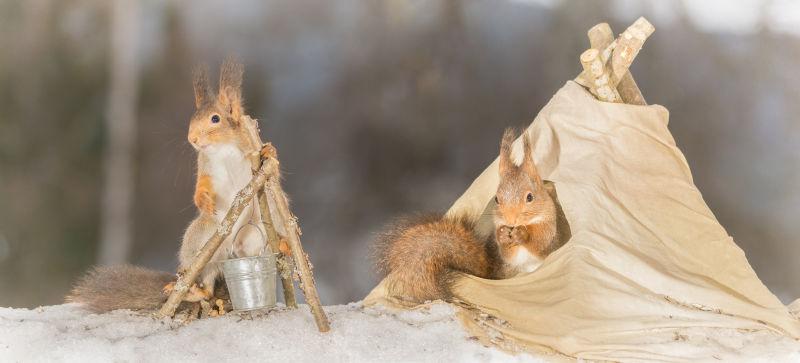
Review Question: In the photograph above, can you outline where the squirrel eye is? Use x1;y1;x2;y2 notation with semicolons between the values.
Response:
526;193;533;202
211;115;220;123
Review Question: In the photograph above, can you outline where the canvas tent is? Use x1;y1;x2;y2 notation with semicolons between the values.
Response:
365;80;800;362
364;19;800;362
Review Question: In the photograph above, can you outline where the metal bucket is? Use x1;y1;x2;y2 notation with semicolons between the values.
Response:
221;253;277;311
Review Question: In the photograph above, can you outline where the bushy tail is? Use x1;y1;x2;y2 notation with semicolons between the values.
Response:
373;215;498;304
66;265;174;313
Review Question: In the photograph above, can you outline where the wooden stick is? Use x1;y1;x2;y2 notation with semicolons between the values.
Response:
579;48;621;103
611;17;654;85
575;18;653;105
611;18;653;105
257;189;298;308
588;22;614;49
575;23;614;90
587;22;647;105
240;114;327;330
240;114;298;307
157;159;274;318
617;72;647;106
264;163;331;332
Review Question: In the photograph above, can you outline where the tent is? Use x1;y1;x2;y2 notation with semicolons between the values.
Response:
364;19;800;361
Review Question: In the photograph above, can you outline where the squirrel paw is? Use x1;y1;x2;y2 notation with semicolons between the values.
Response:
194;191;215;215
496;225;529;246
162;282;212;302
162;282;176;296
278;238;292;255
261;142;278;160
183;283;213;302
215;299;227;316
510;226;530;243
194;176;216;215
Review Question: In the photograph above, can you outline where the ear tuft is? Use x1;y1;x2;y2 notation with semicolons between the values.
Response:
521;131;543;184
498;128;517;175
193;64;214;109
522;131;533;164
218;56;244;120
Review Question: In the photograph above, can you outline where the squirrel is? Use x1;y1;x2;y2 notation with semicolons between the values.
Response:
67;59;277;313
373;128;564;304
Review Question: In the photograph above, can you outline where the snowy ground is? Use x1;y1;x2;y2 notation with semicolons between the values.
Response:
3;302;800;362
0;302;540;363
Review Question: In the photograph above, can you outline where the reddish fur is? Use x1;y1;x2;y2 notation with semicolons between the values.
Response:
373;129;566;304
66;58;268;313
522;221;557;257
66;265;174;313
373;215;499;303
194;175;215;214
494;128;559;262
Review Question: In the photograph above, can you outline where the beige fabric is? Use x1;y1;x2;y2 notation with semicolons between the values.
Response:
365;81;800;361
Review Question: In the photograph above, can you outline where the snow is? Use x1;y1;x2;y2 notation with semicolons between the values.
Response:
2;302;799;362
0;302;540;363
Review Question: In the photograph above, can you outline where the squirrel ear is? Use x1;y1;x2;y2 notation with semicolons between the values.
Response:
193;64;214;109
521;132;543;185
498;128;516;175
218;56;244;121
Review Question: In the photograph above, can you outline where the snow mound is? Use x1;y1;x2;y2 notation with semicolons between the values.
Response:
3;302;799;362
0;302;540;362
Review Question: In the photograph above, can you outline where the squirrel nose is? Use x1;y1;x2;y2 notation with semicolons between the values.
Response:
190;136;198;145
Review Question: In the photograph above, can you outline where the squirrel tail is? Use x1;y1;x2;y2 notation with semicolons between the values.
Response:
66;265;175;313
373;214;497;304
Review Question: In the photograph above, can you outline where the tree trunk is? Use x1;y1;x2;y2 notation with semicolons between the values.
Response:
99;0;141;265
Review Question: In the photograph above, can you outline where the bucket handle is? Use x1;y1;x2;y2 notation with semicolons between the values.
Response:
229;221;270;259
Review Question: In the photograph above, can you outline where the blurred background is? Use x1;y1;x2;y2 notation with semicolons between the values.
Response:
1;0;799;308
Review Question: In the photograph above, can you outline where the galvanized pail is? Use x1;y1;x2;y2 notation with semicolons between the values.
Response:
221;253;277;311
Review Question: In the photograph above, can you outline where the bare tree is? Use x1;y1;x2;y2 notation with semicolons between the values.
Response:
99;0;141;265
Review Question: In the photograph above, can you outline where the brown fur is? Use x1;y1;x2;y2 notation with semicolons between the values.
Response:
182;56;263;299
66;265;174;313
373;215;500;303
194;175;215;214
494;128;559;261
373;129;568;304
67;58;268;312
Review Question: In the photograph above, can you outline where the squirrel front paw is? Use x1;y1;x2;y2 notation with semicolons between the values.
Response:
496;226;514;246
261;142;278;160
194;175;215;214
278;238;292;255
496;225;529;246
162;281;176;296
162;282;212;303
510;226;529;244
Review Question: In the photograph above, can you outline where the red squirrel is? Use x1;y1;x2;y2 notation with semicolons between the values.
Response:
67;59;279;312
374;128;564;303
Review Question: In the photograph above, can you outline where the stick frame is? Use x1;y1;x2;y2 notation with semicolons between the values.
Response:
159;114;329;332
575;17;653;105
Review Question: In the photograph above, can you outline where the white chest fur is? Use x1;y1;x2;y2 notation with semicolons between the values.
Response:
201;143;253;218
509;247;543;274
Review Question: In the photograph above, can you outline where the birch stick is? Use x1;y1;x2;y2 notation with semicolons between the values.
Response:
240;115;298;307
576;23;614;89
575;18;652;105
611;18;653;105
157;160;274;318
258;189;298;308
611;17;655;84
587;22;647;105
579;48;621;103
264;163;331;332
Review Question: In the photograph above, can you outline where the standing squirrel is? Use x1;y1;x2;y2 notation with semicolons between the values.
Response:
68;59;277;312
374;128;565;304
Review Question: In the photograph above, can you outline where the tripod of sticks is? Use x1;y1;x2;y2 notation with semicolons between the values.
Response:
157;114;330;333
575;17;654;105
